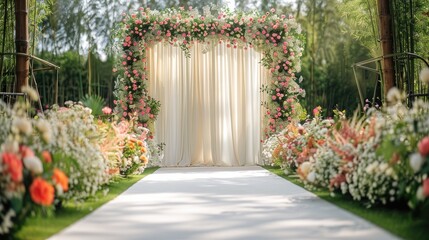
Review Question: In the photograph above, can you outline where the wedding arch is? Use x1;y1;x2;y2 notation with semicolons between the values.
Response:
113;5;305;137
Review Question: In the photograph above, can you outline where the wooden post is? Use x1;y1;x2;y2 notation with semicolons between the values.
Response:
15;0;29;93
377;0;395;96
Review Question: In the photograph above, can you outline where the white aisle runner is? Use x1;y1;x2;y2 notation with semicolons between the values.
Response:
49;166;397;240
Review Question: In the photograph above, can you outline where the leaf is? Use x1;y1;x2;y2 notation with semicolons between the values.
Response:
10;197;24;213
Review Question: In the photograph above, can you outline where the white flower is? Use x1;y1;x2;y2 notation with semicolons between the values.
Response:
56;184;64;196
419;67;429;85
378;162;388;172
410;153;424;173
283;169;290;175
13;118;32;135
385;167;394;176
300;162;311;176
386;87;403;104
36;119;50;134
0;209;15;234
23;156;43;174
365;162;378;174
307;171;316;182
416;186;425;201
42;132;52;143
21;85;39;101
1;139;19;153
84;107;92;115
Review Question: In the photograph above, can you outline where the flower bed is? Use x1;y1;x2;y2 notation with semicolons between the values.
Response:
263;88;429;211
0;88;158;237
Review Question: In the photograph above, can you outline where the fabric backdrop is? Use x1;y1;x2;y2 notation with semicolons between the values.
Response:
148;42;268;166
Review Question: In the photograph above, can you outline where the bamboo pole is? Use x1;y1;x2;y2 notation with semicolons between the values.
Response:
377;0;395;97
15;0;29;92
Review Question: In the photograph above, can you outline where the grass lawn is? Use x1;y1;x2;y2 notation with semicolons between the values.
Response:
264;166;429;240
15;167;159;240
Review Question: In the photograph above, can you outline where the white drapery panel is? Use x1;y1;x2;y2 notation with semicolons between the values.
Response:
148;42;268;166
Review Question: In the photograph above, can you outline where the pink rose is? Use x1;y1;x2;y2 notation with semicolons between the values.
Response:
423;178;429;197
313;106;321;117
20;145;35;158
102;107;112;115
418;136;429;156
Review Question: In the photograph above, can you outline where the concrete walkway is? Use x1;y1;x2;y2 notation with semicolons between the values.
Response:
49;166;397;240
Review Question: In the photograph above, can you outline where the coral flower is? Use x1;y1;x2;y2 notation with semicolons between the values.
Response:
52;168;69;192
2;152;23;182
42;150;52;163
418;136;429;156
41;150;52;163
30;177;55;206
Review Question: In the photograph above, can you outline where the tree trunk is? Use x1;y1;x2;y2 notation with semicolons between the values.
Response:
15;0;29;93
377;0;395;96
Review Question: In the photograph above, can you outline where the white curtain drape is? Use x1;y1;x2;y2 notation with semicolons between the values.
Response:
148;42;268;166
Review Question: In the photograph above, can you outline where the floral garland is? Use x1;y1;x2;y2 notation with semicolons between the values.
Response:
114;5;305;135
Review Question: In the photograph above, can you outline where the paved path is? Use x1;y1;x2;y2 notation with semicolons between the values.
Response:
49;166;397;240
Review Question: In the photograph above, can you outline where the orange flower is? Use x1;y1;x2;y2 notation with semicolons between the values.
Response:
2;152;23;182
41;150;52;163
136;140;144;147
52;168;69;191
141;147;147;153
30;177;54;206
140;155;148;164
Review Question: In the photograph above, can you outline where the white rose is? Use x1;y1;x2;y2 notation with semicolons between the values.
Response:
410;153;424;173
23;156;43;174
13;118;32;136
419;67;429;85
307;171;316;183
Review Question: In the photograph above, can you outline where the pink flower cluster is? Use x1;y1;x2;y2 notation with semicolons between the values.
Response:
114;6;303;133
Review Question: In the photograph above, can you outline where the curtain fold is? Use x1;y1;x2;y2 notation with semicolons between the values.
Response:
148;42;266;166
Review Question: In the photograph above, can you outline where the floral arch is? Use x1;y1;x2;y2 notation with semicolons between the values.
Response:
114;5;305;136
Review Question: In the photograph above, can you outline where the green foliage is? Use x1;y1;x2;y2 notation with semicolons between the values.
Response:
81;94;105;117
337;0;380;57
294;0;373;116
